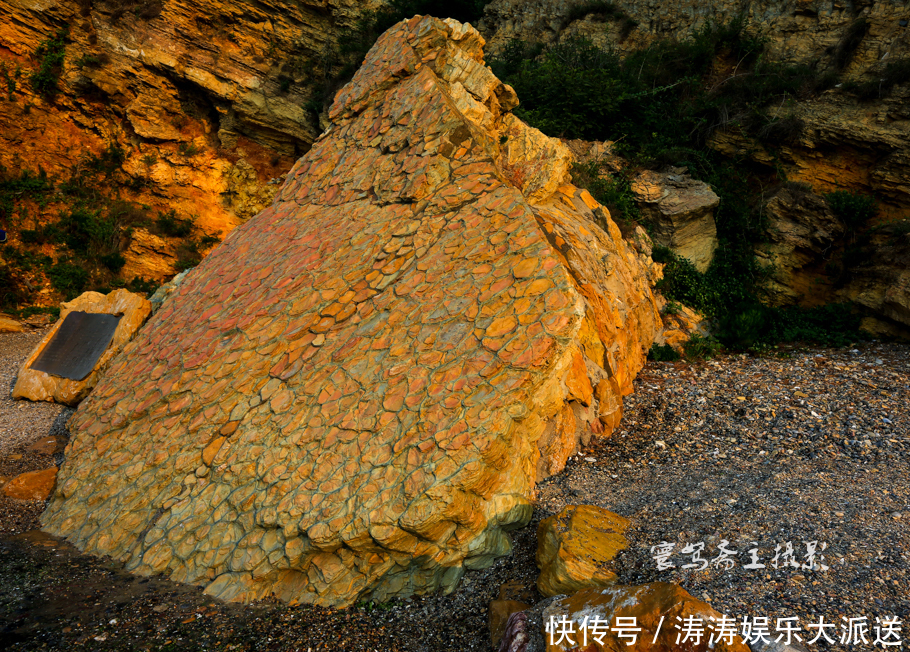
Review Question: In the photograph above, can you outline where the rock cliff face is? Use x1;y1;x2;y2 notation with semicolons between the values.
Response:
41;16;661;607
0;0;381;279
840;219;910;338
482;0;910;69
481;0;910;220
756;184;845;307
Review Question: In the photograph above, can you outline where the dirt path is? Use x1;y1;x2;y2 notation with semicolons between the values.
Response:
1;333;907;651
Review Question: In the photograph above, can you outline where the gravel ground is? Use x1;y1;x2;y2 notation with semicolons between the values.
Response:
0;328;73;536
1;336;907;651
540;341;910;651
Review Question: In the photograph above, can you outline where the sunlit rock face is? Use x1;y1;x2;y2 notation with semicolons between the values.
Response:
42;16;661;607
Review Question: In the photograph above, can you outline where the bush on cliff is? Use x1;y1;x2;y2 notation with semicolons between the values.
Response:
30;28;68;100
491;22;868;348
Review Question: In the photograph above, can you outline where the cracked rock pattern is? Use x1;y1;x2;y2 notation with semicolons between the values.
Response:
42;16;660;607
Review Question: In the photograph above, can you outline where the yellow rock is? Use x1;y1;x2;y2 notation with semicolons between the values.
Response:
3;467;58;501
0;316;25;333
537;504;629;597
13;289;152;406
41;17;661;609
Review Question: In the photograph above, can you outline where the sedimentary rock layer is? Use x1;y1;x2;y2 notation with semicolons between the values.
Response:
42;16;660;607
481;0;910;219
0;0;380;279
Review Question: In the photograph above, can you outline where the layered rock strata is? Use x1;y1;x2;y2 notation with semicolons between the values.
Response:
0;0;381;279
481;0;910;220
631;168;720;273
841;219;910;339
755;185;846;307
42;16;661;607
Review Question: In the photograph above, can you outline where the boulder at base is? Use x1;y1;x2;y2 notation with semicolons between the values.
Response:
3;467;58;501
537;504;629;597
632;168;720;273
13;289;152;406
41;17;661;607
0;315;25;333
541;583;751;652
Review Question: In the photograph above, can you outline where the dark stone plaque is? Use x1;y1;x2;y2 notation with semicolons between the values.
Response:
30;311;122;381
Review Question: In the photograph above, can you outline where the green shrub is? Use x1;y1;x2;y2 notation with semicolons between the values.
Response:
30;28;67;99
1;62;18;100
47;260;89;299
0;166;54;222
842;58;910;100
648;343;680;362
762;303;862;348
825;190;877;230
0;264;31;309
178;141;201;157
99;252;126;271
155;209;194;237
175;240;202;271
75;54;102;68
682;333;723;359
11;305;60;319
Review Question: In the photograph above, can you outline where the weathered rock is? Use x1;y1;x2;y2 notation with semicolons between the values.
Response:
536;504;629;597
3;467;57;501
482;0;910;77
149;268;194;313
658;303;709;352
632;168;720;273
13;289;152;406
41;17;661;608
0;315;25;333
839;219;910;338
540;582;751;652
491;599;532;649
27;436;64;456
708;94;910;221
755;185;845;307
0;0;380;280
480;1;910;221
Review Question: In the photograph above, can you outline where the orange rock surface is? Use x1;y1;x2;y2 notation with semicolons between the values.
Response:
3;467;58;501
537;505;629;597
0;0;380;280
42;16;661;607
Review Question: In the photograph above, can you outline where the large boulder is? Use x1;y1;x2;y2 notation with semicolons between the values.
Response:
41;16;661;607
631;168;720;273
13;289;153;406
